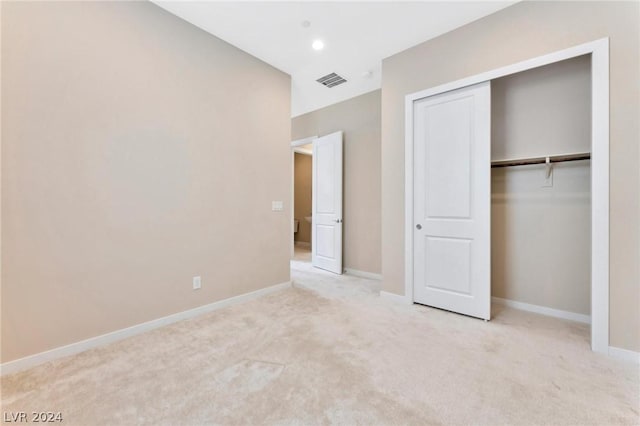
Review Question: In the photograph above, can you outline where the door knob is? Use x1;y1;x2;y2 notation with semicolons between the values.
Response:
335;219;342;223
416;224;422;230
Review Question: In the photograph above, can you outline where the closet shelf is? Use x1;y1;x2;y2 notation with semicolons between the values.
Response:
491;152;591;168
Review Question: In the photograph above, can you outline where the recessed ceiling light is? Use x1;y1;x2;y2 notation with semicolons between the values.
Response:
301;20;311;28
312;40;324;51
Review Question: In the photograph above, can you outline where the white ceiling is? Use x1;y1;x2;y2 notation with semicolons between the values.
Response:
154;1;516;117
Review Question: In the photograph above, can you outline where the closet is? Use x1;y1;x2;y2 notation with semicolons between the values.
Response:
409;55;592;324
406;40;610;352
490;55;591;322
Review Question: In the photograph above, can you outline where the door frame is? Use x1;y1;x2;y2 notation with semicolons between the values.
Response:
291;136;317;258
404;38;609;354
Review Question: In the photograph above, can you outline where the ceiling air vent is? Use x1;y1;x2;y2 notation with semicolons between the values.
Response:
316;72;347;88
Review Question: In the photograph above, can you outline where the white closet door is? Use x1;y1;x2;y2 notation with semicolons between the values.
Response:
312;131;343;274
413;82;491;320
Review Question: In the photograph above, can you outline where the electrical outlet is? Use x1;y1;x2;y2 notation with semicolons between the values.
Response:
193;276;201;290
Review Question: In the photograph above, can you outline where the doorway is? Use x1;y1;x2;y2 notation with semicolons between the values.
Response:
292;141;313;263
291;132;344;274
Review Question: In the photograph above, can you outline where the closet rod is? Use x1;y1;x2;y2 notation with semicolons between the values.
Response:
491;152;591;168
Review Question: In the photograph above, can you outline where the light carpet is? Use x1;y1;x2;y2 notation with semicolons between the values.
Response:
1;257;638;425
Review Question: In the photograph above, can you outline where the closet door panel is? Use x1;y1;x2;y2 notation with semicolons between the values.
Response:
423;95;473;219
413;81;491;320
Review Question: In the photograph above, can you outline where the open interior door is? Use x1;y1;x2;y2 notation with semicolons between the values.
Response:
413;82;491;320
312;131;343;274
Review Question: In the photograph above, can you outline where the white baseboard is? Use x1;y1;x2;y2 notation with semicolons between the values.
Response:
608;346;640;363
380;291;411;305
344;268;382;280
294;241;310;248
492;297;591;324
1;281;292;376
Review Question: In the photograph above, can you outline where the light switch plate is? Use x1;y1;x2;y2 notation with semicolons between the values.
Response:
272;201;283;211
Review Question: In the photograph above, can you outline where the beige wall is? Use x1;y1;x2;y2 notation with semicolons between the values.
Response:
492;56;591;315
292;90;381;274
491;55;591;161
1;1;291;362
381;1;639;350
294;153;312;243
492;162;591;314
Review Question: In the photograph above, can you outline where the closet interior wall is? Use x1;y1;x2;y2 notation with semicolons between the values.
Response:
491;55;592;317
